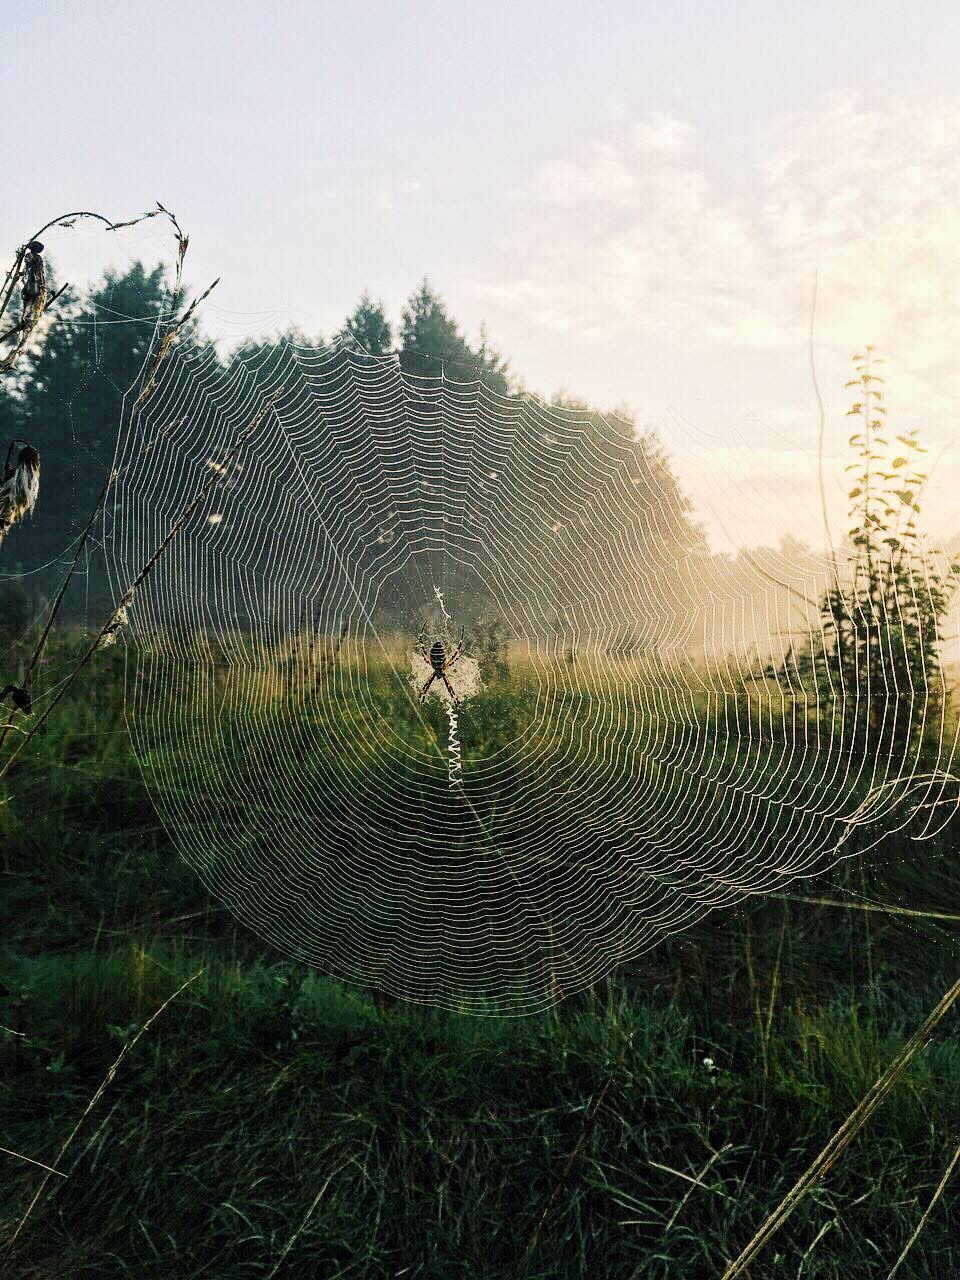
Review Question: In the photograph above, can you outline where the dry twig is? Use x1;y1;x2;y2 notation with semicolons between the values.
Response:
0;208;169;375
0;391;281;781
722;976;960;1278
0;203;218;757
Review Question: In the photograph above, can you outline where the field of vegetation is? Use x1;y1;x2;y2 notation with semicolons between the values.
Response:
1;633;959;1279
1;240;958;1277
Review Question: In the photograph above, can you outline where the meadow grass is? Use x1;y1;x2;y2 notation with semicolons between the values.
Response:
1;635;958;1277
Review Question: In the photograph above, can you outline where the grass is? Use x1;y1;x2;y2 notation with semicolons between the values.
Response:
2;950;958;1278
1;633;958;1276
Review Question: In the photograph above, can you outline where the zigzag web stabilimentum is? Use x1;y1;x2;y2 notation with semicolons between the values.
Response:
105;334;960;1014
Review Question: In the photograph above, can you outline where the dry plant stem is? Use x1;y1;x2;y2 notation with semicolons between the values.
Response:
0;1146;67;1178
771;892;960;924
885;1142;960;1279
0;283;68;348
721;976;960;1279
0;210;163;327
0;250;24;323
0;394;279;782
0;208;168;372
0;212;218;755
11;382;193;710
809;270;841;597
2;968;203;1260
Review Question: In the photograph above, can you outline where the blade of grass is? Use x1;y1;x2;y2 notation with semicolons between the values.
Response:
264;1159;351;1280
885;1141;960;1279
2;967;203;1260
661;1144;734;1232
513;1035;631;1278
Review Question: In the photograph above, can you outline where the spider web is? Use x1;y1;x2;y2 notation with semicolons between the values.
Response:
106;335;960;1014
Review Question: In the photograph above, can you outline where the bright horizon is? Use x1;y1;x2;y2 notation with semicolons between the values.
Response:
5;0;960;553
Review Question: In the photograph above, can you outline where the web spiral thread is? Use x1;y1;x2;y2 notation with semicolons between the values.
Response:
106;337;960;1013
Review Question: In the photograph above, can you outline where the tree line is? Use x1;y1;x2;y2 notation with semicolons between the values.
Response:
0;262;697;623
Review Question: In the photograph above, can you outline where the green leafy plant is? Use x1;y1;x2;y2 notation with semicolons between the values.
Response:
794;347;959;767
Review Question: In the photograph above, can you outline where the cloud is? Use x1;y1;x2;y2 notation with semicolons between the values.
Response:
476;95;960;395
367;177;422;215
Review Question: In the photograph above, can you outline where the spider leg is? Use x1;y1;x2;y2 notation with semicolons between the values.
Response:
445;636;466;669
418;672;437;702
440;671;460;706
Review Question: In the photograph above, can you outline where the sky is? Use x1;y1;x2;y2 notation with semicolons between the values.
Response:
5;0;960;553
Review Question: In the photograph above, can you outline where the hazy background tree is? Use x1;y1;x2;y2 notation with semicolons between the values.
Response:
399;278;509;392
338;292;392;356
0;262;178;612
0;264;696;635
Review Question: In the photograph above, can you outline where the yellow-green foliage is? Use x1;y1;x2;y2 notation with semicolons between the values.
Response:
2;640;959;1277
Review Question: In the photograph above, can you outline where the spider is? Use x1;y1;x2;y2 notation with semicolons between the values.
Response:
415;622;466;705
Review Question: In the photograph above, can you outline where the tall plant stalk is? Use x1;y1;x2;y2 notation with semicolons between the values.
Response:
0;204;218;754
